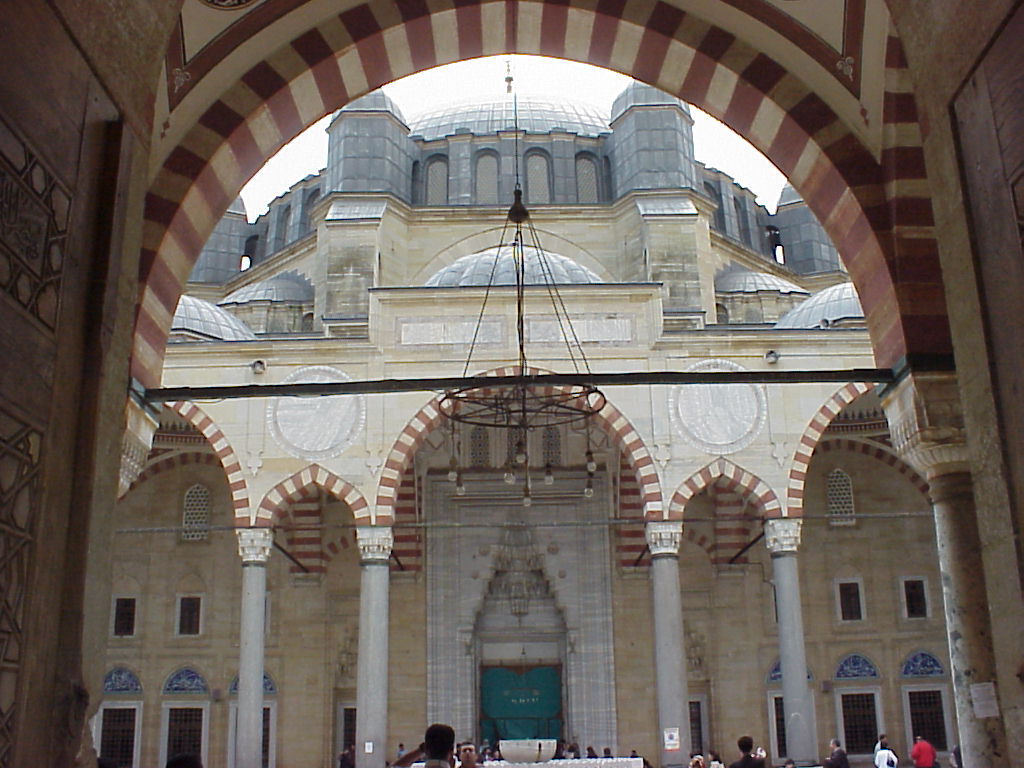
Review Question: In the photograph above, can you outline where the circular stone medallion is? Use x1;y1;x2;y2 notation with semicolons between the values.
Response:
670;359;766;454
267;366;365;461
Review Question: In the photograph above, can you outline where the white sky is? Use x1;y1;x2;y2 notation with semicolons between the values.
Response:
240;55;787;221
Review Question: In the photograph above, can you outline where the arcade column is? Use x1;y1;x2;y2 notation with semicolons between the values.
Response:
355;526;394;768
236;528;274;768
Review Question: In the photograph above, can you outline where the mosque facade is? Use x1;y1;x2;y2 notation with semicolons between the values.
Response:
99;84;951;768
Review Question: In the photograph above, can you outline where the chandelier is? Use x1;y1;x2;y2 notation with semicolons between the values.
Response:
439;72;605;505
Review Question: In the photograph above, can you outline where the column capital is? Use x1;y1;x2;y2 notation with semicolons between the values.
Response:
236;528;273;564
765;518;802;555
356;526;393;563
645;521;684;556
882;372;968;478
119;395;158;497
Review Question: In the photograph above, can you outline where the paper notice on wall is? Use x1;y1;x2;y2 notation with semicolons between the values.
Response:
664;727;681;751
365;741;375;754
971;681;1000;718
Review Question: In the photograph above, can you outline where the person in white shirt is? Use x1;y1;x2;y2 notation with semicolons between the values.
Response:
874;738;899;768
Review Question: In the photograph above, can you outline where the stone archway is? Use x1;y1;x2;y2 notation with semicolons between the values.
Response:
669;456;783;519
133;1;947;391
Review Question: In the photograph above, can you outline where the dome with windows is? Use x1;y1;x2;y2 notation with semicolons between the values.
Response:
715;267;808;295
425;246;602;287
775;281;864;329
171;295;256;341
219;270;314;306
408;98;610;141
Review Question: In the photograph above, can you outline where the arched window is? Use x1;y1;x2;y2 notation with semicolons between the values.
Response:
300;187;320;234
425;157;449;205
469;427;490;468
715;303;729;324
411;161;422;204
274;205;291;251
827;468;856;525
475;152;499;204
575;154;599;203
98;669;143;768
161;668;210;766
182;484;210;541
704;182;726;231
733;197;753;245
525;152;551;204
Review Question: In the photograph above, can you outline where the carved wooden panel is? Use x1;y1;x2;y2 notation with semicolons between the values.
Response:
0;114;70;332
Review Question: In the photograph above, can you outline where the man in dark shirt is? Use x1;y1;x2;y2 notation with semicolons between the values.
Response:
728;736;766;768
825;738;850;768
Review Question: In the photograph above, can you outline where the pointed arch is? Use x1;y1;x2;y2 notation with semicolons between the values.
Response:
786;382;875;518
669;457;783;520
252;463;369;527
816;438;929;499
133;2;946;389
128;451;221;492
376;366;663;520
164;401;249;517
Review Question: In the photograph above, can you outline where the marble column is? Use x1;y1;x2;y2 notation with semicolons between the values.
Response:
765;519;816;764
883;373;1008;767
646;521;689;767
354;526;393;768
236;528;273;768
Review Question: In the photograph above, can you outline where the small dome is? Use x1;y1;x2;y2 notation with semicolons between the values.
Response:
338;90;407;124
610;82;691;123
226;196;247;217
777;183;804;207
775;282;864;329
425;246;601;287
219;271;314;305
408;97;609;141
715;268;808;295
171;295;256;341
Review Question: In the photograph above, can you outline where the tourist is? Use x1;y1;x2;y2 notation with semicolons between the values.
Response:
586;746;599;759
910;736;937;768
728;736;766;768
459;742;479;768
825;738;850;768
708;751;725;768
874;739;899;768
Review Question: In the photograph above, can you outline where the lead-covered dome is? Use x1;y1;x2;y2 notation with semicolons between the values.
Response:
219;271;314;306
610;82;691;123
715;268;808;295
775;282;864;329
171;295;256;341
425;246;601;287
408;98;610;141
339;90;407;124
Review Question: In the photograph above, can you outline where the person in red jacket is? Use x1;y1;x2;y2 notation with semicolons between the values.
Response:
910;736;937;768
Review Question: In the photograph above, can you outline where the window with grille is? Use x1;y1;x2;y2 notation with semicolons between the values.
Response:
827;469;856;525
576;155;598;203
840;693;879;754
113;597;136;637
177;596;202;636
688;700;704;755
904;579;928;618
772;696;788;758
167;707;204;758
476;153;499;204
526;153;551;204
99;707;137;767
426;158;448;205
182;484;210;541
541;427;561;467
838;581;863;621
907;689;948;749
469;427;490;468
342;706;357;750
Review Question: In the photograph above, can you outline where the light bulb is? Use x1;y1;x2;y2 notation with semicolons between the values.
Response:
544;464;554;485
522;490;532;507
504;470;516;484
456;481;466;496
515;440;527;465
584;476;594;498
585;450;597;473
447;456;459;482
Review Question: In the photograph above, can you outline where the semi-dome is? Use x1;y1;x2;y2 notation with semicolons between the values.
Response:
338;89;407;124
715;267;809;295
219;271;314;305
408;97;609;141
775;282;864;329
171;295;256;341
610;82;691;124
425;246;601;287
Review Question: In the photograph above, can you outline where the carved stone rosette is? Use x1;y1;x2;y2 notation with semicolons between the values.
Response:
236;528;273;564
881;372;968;478
356;526;394;563
645;521;683;556
119;397;158;497
765;518;802;555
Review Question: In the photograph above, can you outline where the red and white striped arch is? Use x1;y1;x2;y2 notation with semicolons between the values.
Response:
134;0;947;389
816;438;929;499
375;366;664;520
253;463;370;527
164;401;249;516
128;451;222;493
786;382;875;517
669;457;783;520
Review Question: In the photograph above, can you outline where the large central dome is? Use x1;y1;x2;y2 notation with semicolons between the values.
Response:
425;245;601;287
408;97;610;141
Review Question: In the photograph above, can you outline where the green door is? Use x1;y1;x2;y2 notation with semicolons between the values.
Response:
480;665;562;743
